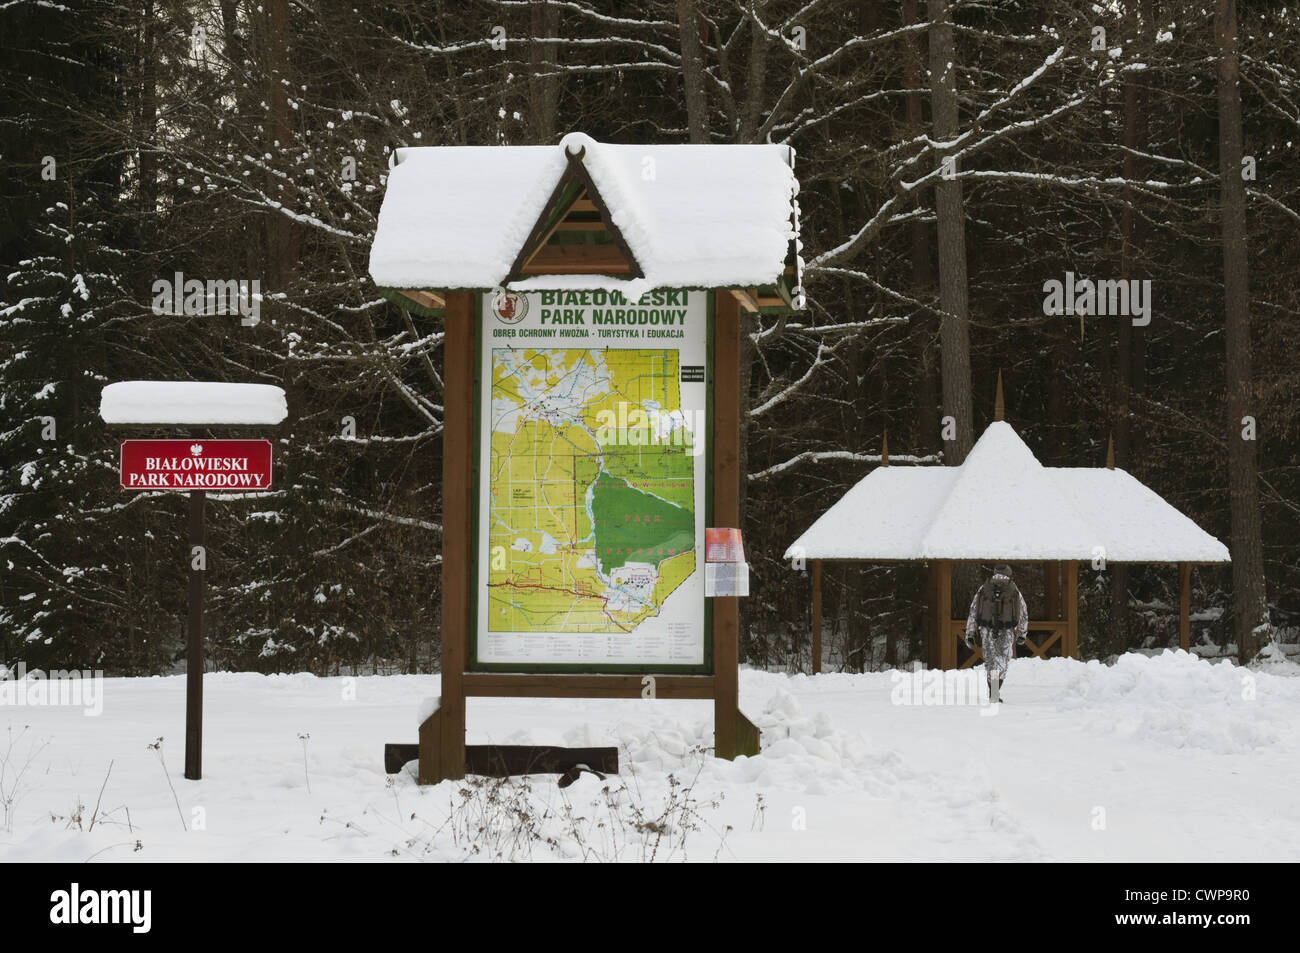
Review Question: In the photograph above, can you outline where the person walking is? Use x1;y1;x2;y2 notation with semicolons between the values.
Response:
965;564;1028;703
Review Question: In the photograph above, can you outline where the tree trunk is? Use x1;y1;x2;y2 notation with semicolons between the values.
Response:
737;11;768;142
1110;20;1138;655
133;0;158;306
1215;0;1270;662
526;1;560;143
676;0;710;143
904;0;939;455
1117;51;1135;470
929;0;976;610
138;0;157;220
927;0;973;465
265;0;299;293
1130;0;1153;460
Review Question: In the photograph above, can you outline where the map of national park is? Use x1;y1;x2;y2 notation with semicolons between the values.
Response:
487;348;697;633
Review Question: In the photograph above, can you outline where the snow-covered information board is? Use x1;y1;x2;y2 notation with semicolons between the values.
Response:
474;289;709;670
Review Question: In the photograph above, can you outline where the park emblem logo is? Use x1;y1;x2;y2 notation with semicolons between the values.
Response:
492;290;528;324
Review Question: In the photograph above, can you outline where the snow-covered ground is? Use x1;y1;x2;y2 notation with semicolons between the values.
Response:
2;651;1297;862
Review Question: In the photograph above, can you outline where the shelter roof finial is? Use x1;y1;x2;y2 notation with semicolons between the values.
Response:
881;429;889;467
1106;433;1115;470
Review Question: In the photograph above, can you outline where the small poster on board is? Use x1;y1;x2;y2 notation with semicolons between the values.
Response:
705;527;745;563
705;528;749;597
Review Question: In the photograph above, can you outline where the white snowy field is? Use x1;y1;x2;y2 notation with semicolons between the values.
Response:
1;651;1298;862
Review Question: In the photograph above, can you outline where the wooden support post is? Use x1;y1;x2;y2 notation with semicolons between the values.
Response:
711;290;756;759
926;561;936;667
1064;560;1079;659
811;560;823;675
925;561;937;666
433;290;475;783
1179;562;1192;652
184;490;205;781
712;290;740;755
417;706;442;785
933;559;954;670
1044;561;1060;620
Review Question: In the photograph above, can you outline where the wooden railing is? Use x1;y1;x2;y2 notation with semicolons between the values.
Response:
948;620;1070;669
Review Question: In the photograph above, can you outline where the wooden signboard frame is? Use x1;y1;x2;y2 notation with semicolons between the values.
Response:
418;289;758;783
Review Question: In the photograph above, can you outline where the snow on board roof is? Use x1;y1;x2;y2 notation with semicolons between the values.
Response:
785;421;1229;564
100;381;287;426
368;132;800;298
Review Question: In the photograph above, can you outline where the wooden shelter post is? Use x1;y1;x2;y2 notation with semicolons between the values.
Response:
811;559;823;675
712;290;758;759
925;561;936;665
1044;561;1060;620
930;559;954;670
1179;562;1192;651
1064;560;1079;658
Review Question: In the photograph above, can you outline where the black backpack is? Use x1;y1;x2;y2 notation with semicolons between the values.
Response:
976;578;1020;631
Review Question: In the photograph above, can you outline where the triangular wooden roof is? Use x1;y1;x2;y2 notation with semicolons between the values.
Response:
368;132;802;314
505;143;643;282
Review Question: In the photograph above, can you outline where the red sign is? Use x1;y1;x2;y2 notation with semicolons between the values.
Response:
120;439;273;491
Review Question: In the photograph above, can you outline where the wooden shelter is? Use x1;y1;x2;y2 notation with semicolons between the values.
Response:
785;392;1230;672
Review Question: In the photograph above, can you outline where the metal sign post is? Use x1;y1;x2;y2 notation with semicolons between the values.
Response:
186;490;205;780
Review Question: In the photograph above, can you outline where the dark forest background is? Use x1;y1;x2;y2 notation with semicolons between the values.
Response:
1;0;1297;676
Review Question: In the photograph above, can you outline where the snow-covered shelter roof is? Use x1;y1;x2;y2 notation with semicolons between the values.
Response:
100;381;287;426
368;132;801;298
785;422;1230;564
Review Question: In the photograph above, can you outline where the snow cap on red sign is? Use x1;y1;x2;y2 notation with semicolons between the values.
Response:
100;381;287;426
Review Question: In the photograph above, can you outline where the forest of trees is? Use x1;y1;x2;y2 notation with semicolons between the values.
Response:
1;0;1297;676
